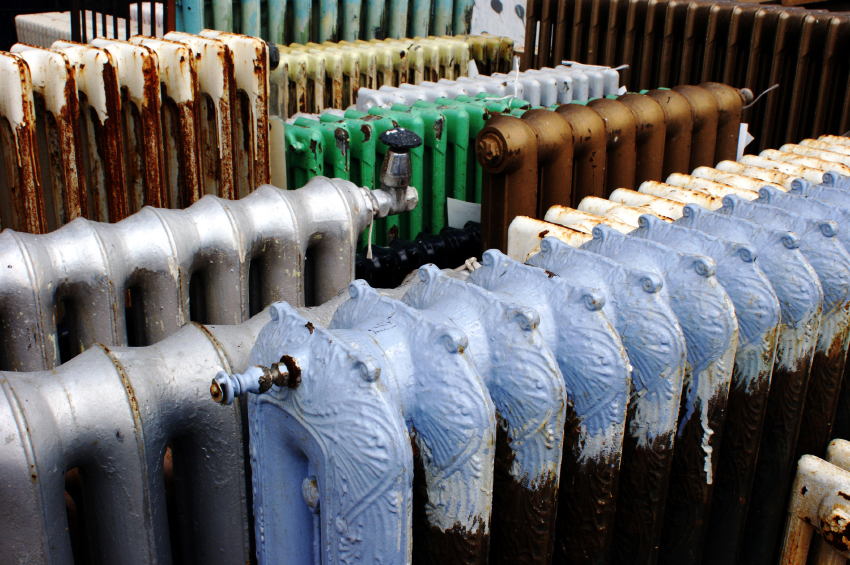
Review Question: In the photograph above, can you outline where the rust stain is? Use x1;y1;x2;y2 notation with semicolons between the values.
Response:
279;355;302;388
305;321;314;334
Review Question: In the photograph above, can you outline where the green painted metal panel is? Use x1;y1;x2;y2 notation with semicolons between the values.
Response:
283;123;324;190
292;118;350;180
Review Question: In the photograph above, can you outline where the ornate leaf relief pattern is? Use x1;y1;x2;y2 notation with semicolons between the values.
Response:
721;195;850;317
330;282;496;538
247;302;413;565
584;227;738;449
469;250;631;459
635;214;781;353
529;237;687;434
401;265;567;487
677;203;823;328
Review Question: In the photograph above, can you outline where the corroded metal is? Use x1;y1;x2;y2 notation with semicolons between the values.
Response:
528;236;686;563
632;213;780;563
721;195;850;463
581;223;738;563
90;38;167;213
402;265;567;563
164;31;237;199
9;44;87;231
677;204;823;565
0;51;46;234
470;249;631;564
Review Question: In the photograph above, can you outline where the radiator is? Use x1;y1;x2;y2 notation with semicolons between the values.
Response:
523;0;850;154
0;31;271;234
175;0;478;44
0;174;416;373
5;133;850;563
472;82;747;251
275;81;744;250
271;35;515;118
501;136;850;564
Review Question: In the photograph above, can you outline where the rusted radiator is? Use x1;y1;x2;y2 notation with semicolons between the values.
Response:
0;30;271;234
523;0;850;153
501;133;850;564
474;82;748;251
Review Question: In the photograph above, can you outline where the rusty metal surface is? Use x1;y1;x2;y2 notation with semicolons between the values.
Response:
129;36;203;208
9;44;88;231
164;31;237;200
90;38;167;213
0;51;46;234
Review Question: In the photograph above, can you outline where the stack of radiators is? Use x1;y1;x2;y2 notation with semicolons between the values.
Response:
271;34;515;118
522;0;850;153
498;131;850;565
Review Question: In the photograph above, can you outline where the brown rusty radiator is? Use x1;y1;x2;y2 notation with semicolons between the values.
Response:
0;30;271;234
522;0;850;153
475;83;747;251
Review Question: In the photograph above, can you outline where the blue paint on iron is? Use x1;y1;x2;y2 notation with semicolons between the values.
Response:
581;225;738;453
633;214;781;390
329;281;496;534
720;195;850;323
757;186;850;256
527;237;686;447
468;249;631;460
791;181;850;208
402;264;567;487
676;204;822;371
247;301;413;564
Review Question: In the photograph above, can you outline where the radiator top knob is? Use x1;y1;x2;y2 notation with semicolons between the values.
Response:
379;128;422;152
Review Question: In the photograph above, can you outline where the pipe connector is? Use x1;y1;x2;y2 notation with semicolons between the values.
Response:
211;362;292;405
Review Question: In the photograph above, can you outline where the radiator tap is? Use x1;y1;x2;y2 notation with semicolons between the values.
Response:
368;128;422;218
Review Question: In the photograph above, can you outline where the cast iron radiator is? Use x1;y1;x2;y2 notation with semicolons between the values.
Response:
522;0;850;154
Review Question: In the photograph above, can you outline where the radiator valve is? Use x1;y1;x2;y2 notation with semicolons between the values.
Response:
368;128;422;217
211;361;293;405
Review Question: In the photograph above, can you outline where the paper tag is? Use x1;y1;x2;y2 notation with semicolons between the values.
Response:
447;198;481;229
468;59;479;79
617;85;627;95
737;123;755;160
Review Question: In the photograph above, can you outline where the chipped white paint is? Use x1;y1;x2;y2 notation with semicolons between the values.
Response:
781;143;850;169
506;215;590;261
692;165;787;192
577;196;668;226
638;181;722;210
665;172;759;201
609;188;685;220
543;204;634;234
129;36;197;105
165;32;229;159
52;41;112;123
738;154;825;186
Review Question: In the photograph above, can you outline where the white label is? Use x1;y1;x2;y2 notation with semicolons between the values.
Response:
737;123;755;160
617;85;627;95
447;198;481;229
468;59;480;79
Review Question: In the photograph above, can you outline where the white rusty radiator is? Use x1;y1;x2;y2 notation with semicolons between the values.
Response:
0;30;271;234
